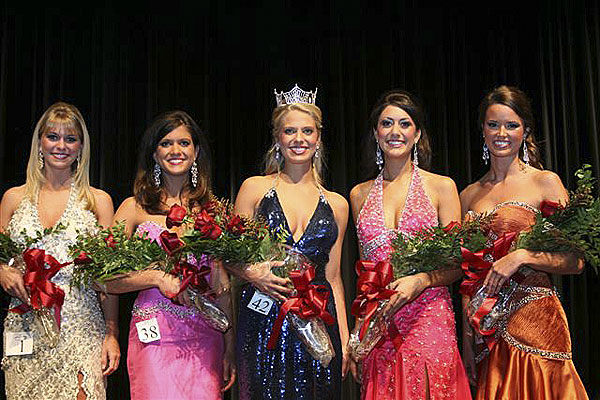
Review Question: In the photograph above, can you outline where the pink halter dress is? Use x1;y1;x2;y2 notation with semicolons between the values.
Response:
356;167;471;400
127;221;224;400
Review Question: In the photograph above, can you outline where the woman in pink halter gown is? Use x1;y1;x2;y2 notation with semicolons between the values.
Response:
102;111;235;399
350;90;471;399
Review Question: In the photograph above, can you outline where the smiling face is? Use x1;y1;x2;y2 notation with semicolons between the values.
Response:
39;123;82;171
482;103;525;160
277;109;320;165
153;125;197;178
375;105;420;160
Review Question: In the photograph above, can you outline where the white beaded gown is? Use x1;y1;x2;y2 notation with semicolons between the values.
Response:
2;187;106;400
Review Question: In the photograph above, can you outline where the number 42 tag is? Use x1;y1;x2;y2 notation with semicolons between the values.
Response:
247;290;275;315
135;317;161;343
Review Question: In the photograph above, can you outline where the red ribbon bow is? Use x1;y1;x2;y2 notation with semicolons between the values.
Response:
267;263;335;350
167;260;211;300
351;260;396;340
459;232;517;348
10;248;68;327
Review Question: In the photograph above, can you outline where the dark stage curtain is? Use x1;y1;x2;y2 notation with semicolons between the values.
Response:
0;1;598;399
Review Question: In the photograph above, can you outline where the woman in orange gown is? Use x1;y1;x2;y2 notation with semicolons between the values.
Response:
460;86;588;399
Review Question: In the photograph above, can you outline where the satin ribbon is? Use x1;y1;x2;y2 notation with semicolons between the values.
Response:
9;248;68;327
159;230;184;256
459;232;517;349
351;260;396;340
267;263;334;350
169;260;211;299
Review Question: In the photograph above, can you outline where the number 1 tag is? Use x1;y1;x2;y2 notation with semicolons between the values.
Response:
4;331;33;356
135;318;161;343
247;290;275;315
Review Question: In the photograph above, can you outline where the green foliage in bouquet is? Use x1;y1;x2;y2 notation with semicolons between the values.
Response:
182;196;287;265
69;222;172;287
0;224;66;263
516;164;600;273
389;215;491;279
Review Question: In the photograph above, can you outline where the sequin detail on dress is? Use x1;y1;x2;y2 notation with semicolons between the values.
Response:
237;187;342;400
356;167;471;400
2;187;106;400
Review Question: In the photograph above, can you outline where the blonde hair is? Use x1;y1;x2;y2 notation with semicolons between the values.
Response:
25;102;96;212
264;103;326;186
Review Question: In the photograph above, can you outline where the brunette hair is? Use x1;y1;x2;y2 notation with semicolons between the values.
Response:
264;103;326;186
478;85;543;169
134;110;211;214
25;102;96;211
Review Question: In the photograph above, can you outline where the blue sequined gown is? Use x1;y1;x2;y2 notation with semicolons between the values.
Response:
237;187;342;400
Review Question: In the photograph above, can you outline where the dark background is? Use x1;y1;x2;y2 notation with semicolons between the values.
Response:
0;1;599;398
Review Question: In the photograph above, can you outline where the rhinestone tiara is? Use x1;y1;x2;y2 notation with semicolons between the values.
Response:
274;84;318;107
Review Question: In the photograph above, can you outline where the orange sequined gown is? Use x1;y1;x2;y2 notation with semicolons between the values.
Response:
470;202;588;400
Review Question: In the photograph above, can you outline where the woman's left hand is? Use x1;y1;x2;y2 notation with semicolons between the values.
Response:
101;334;120;376
221;349;237;392
484;249;525;295
383;273;428;318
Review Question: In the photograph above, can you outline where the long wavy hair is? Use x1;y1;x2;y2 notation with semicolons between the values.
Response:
25;102;96;211
362;90;432;179
264;103;326;186
478;85;543;169
134;111;211;214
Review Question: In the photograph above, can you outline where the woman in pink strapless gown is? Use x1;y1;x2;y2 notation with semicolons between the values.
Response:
103;111;234;399
350;90;471;399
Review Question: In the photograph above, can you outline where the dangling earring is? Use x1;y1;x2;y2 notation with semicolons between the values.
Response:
76;153;81;171
412;145;419;167
38;149;44;169
522;138;530;166
190;160;198;188
274;143;282;163
314;143;320;159
153;163;161;187
482;143;490;165
375;142;384;171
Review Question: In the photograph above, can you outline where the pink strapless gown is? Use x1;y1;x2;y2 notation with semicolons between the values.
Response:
127;221;224;400
356;167;471;400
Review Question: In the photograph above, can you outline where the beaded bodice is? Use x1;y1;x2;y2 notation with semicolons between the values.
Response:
257;186;338;281
357;167;437;261
2;186;106;400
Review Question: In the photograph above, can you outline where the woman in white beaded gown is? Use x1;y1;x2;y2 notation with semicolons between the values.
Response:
0;102;120;399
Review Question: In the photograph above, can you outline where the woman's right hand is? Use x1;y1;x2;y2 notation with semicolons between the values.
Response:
0;264;28;304
155;272;192;307
243;261;292;301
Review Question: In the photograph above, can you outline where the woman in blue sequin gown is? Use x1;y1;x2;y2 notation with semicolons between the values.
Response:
233;86;350;400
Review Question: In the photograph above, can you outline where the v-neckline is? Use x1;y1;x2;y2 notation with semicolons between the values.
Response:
34;184;75;231
272;188;323;244
379;166;415;232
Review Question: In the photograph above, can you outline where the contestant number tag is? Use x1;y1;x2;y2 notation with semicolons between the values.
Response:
247;291;274;315
135;318;161;343
4;331;33;356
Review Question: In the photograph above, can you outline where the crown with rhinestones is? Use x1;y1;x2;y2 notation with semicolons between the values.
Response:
274;84;318;107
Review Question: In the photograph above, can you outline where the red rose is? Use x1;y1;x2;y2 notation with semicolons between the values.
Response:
105;234;117;248
166;204;187;228
540;200;562;218
73;251;93;265
194;210;223;240
159;230;184;256
226;215;245;236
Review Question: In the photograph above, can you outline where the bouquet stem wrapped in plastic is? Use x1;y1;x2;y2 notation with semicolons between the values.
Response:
267;251;336;367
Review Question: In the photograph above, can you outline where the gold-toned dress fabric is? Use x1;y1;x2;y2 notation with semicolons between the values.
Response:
473;202;588;400
1;188;106;400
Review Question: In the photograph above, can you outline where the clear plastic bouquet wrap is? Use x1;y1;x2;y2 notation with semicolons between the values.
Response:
349;219;489;361
1;230;67;347
71;222;231;333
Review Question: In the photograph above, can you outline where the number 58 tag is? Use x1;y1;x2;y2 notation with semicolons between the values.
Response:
247;290;275;315
135;318;161;343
